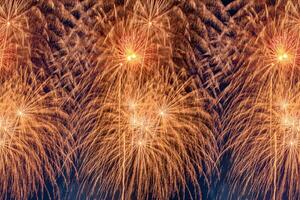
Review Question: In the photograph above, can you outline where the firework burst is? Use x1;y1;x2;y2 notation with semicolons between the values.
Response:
92;0;176;85
0;0;31;41
223;80;300;200
96;20;172;83
0;69;73;200
221;2;300;199
245;21;300;86
78;67;218;199
0;0;32;76
133;0;172;42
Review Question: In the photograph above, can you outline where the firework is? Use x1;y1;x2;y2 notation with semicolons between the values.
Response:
133;0;172;43
220;2;300;199
96;21;171;82
78;67;218;199
0;69;73;199
93;0;175;84
245;23;300;86
235;1;300;90
0;0;32;76
223;79;300;200
0;0;31;42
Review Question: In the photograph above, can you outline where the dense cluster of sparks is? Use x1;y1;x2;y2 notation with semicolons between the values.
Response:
0;1;73;199
79;68;217;199
224;1;300;199
0;70;72;199
78;0;218;199
0;0;30;76
2;0;300;199
224;81;300;199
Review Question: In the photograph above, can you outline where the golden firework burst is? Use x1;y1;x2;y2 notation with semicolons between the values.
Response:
0;69;73;200
224;80;300;200
246;21;300;84
93;0;175;85
78;67;218;199
0;0;32;77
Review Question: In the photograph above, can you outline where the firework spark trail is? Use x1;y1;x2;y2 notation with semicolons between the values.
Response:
224;80;300;200
20;0;300;199
94;7;173;85
0;69;73;200
78;67;218;199
223;1;300;199
0;0;32;76
90;2;179;199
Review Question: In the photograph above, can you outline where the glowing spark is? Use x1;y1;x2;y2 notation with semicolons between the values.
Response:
137;139;146;147
159;110;165;116
282;115;296;128
16;109;25;117
276;50;290;63
289;139;296;147
128;101;137;110
280;100;289;110
125;49;139;63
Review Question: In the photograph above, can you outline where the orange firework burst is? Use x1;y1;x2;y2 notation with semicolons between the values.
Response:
246;20;300;84
78;68;218;199
96;20;172;81
235;0;300;91
0;0;31;42
224;80;300;200
94;1;174;83
133;0;172;43
0;0;32;76
0;69;73;200
222;3;300;199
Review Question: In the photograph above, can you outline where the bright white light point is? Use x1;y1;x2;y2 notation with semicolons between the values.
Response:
131;117;137;125
7;21;10;26
282;116;295;127
158;108;167;117
137;140;145;146
289;140;296;147
280;101;289;110
278;53;288;61
128;101;137;110
16;109;25;117
276;47;290;63
159;110;165;116
130;117;143;127
126;51;138;62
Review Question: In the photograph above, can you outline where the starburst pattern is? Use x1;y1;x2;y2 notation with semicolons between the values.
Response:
0;0;31;77
0;69;73;200
222;1;300;199
78;68;218;199
1;0;300;199
224;80;300;200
